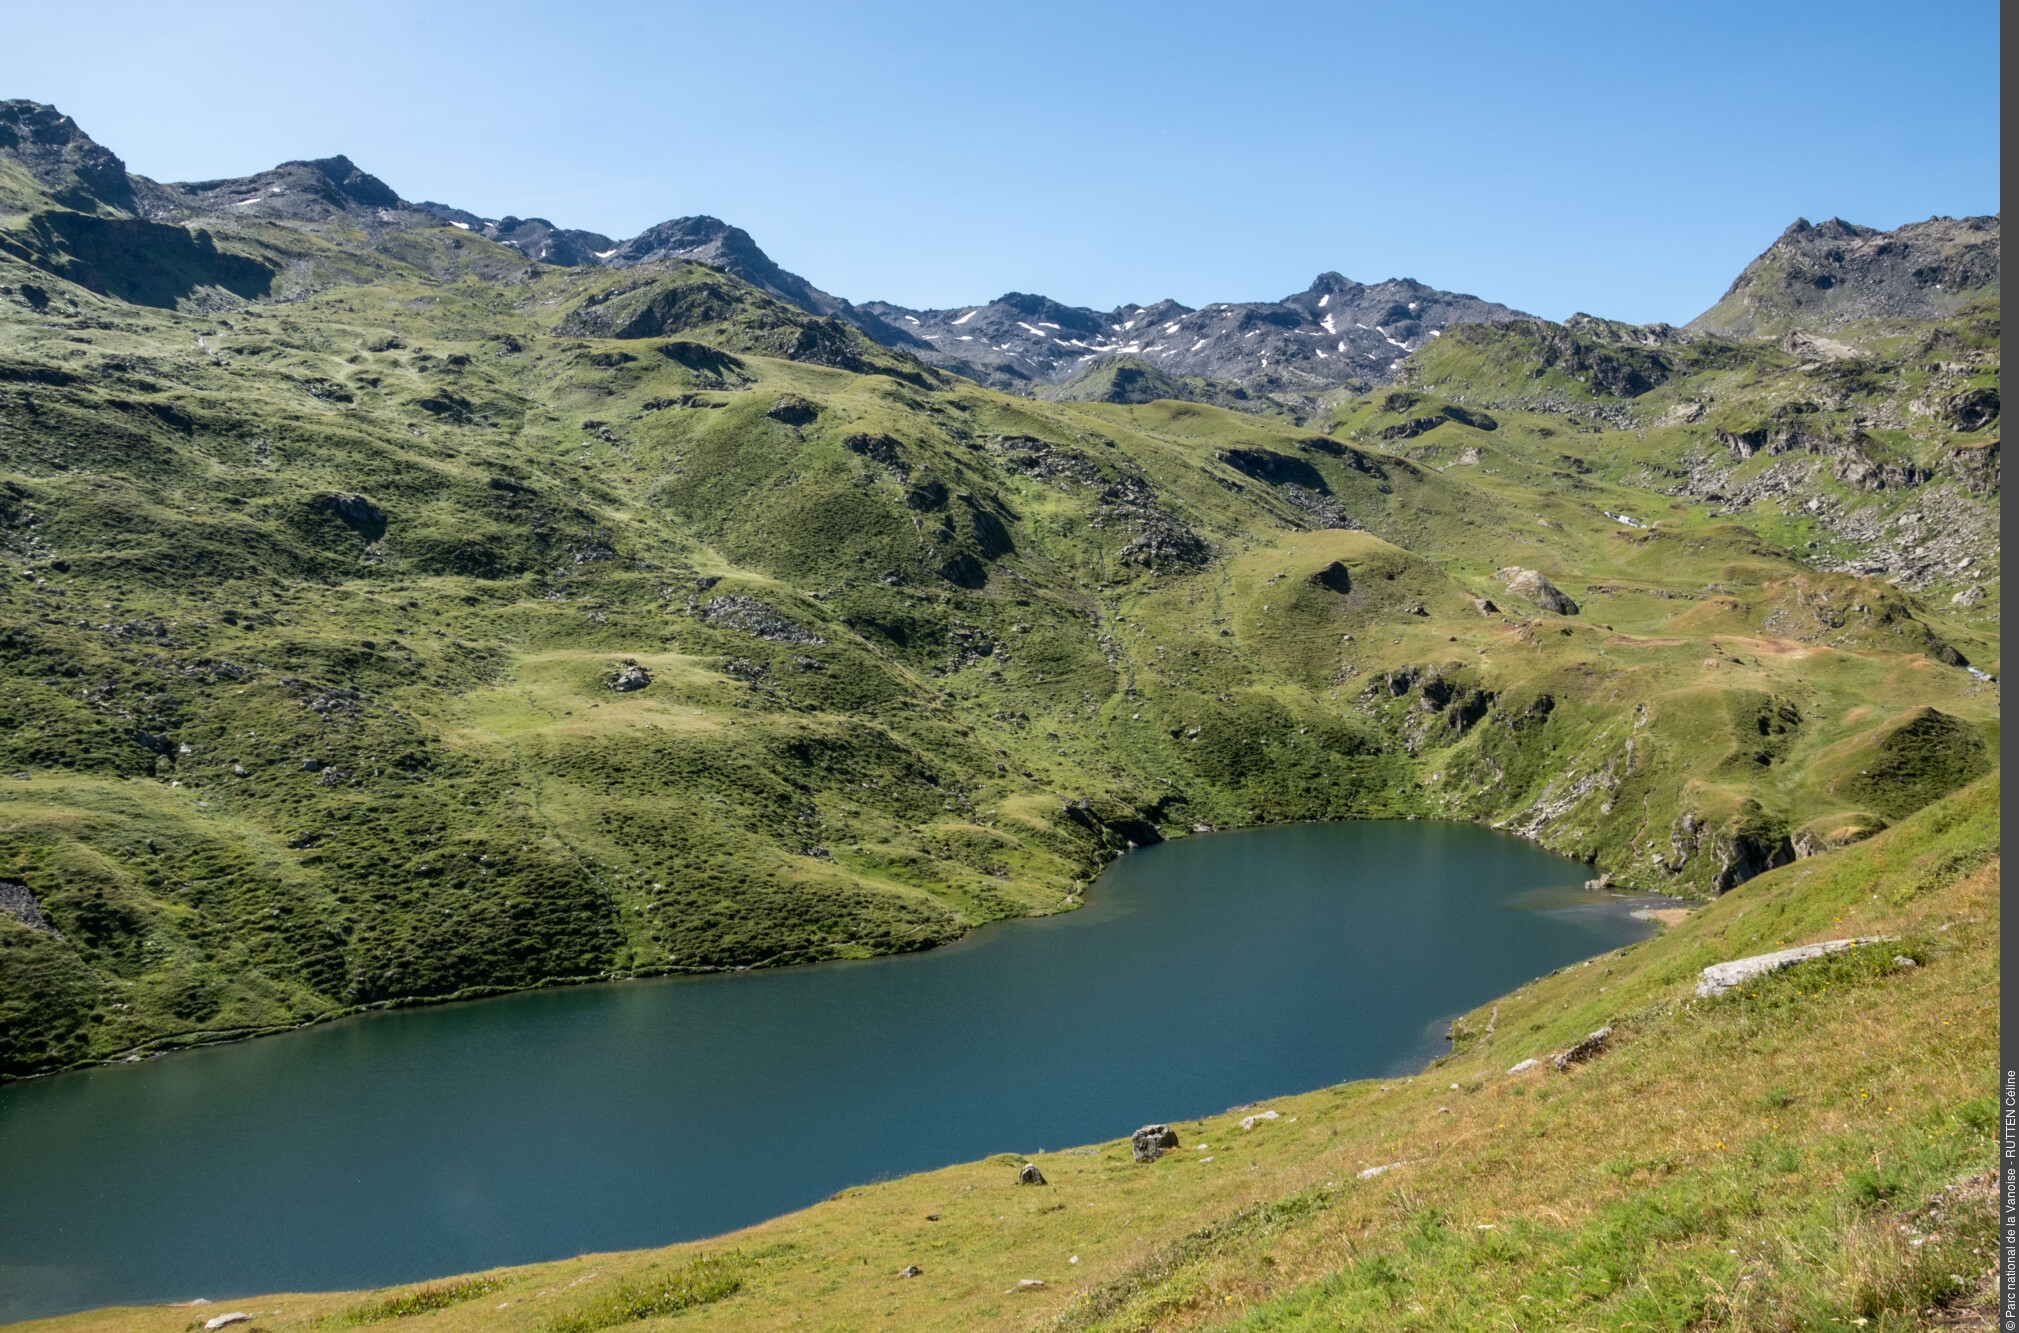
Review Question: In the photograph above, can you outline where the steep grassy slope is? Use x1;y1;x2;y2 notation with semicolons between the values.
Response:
21;774;1998;1332
0;196;2000;1078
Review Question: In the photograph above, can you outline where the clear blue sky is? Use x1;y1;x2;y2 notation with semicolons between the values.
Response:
2;0;2000;323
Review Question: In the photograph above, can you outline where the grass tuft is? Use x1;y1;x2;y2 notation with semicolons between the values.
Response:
318;1277;506;1327
543;1257;743;1333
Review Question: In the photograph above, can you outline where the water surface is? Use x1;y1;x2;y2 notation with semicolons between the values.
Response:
0;820;1656;1320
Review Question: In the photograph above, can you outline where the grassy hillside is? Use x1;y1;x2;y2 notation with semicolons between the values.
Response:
19;773;1998;1332
0;188;2000;1077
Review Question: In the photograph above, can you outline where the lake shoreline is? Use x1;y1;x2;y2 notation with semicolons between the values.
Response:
2;817;1702;1086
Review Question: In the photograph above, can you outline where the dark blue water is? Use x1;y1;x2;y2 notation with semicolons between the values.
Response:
0;821;1654;1321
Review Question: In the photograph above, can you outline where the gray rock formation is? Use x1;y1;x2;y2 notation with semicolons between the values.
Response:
1016;1162;1046;1185
0;879;56;934
1695;938;1890;997
1550;1025;1612;1071
699;595;825;645
1494;567;1579;615
610;663;652;692
0;99;135;212
1132;1123;1180;1162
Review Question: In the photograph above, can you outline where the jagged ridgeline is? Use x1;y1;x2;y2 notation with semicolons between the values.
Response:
0;100;1999;1078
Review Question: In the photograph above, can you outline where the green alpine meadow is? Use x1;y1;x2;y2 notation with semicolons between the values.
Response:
0;80;1999;1331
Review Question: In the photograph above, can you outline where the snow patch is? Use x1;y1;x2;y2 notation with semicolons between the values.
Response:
951;309;979;325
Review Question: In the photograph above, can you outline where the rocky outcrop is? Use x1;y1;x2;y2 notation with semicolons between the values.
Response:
0;100;136;213
1132;1124;1180;1163
699;595;825;645
1494;567;1578;615
0;879;56;934
609;663;651;692
1668;800;1796;893
1696;939;1890;997
1551;1025;1612;1071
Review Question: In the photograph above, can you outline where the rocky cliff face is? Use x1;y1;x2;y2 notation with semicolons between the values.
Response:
1689;214;2000;336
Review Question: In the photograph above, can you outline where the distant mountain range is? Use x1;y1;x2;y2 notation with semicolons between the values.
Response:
398;204;1534;397
0;100;1529;395
400;199;1537;396
0;98;1998;400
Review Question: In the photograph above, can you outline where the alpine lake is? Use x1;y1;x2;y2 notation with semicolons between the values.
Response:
0;820;1675;1321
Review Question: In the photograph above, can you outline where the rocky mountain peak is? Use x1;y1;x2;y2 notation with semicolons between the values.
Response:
1782;216;1877;243
414;203;616;266
133;151;428;227
1691;213;2000;336
608;214;761;268
0;99;134;213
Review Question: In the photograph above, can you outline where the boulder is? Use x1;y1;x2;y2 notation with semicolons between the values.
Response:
897;1265;922;1278
1239;1110;1279;1130
1016;1162;1046;1185
1952;584;1986;607
1495;566;1579;615
610;663;652;692
1505;1058;1542;1075
1132;1123;1180;1162
202;1316;252;1331
1695;938;1891;997
1551;1025;1613;1071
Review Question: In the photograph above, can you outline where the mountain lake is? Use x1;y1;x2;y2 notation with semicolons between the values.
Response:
0;820;1673;1320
